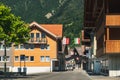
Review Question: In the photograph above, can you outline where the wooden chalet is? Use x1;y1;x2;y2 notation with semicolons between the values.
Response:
84;0;120;77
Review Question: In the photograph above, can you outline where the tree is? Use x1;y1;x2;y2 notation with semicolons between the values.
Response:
0;3;30;75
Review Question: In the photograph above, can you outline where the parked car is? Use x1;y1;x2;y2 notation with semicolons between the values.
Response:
66;64;74;71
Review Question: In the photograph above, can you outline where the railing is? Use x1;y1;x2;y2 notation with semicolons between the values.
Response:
106;15;120;26
29;38;47;44
106;40;120;53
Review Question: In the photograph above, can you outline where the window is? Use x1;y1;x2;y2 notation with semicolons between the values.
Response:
1;56;4;61
0;44;4;50
46;56;50;62
36;33;40;42
20;45;24;49
6;56;10;61
6;44;10;49
46;45;50;50
25;44;29;49
1;45;10;50
15;56;19;61
14;45;19;49
36;33;40;38
40;56;45;62
40;44;49;50
0;56;4;61
2;45;5;49
20;55;25;61
30;44;34;49
41;32;46;38
31;33;34;38
25;56;29;61
30;56;34;61
0;56;1;61
40;44;45;50
0;44;1;50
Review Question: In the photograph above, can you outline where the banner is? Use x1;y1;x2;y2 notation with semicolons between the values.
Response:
63;37;69;44
74;38;80;44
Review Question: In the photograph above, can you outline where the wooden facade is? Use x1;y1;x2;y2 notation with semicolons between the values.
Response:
84;0;120;76
106;15;120;26
84;0;120;57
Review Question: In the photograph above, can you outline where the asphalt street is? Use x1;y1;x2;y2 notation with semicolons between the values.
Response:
1;70;120;80
0;70;92;80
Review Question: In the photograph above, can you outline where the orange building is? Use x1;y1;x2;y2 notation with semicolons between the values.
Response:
11;22;63;74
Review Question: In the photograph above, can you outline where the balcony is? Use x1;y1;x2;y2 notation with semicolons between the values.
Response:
106;40;120;53
106;15;120;26
29;38;47;44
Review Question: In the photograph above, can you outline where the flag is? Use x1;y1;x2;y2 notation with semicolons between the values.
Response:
74;38;80;44
63;37;69;44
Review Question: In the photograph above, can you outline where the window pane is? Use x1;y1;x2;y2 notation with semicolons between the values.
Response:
36;33;40;42
6;44;10;49
42;33;46;38
46;56;50;62
30;44;34;49
30;56;34;61
0;56;1;61
31;33;34;38
20;55;25;61
6;56;10;61
15;56;19;61
25;44;29;49
14;45;19;49
40;56;44;62
0;44;4;49
20;45;24;49
36;33;40;38
25;56;29;61
46;45;50;50
40;44;45;50
1;56;4;61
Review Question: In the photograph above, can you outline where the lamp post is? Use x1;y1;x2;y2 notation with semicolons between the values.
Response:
20;54;26;75
4;39;7;77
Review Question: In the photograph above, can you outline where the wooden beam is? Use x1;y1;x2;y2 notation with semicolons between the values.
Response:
107;28;109;40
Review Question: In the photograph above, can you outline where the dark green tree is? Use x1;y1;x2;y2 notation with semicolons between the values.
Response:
0;4;30;75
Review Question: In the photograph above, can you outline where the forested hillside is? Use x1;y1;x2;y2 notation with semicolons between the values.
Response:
0;0;84;47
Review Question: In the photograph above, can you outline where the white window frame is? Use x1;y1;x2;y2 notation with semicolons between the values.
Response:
15;56;19;61
30;56;34;62
46;56;50;62
30;44;34;50
25;56;29;61
20;44;24;50
40;56;45;62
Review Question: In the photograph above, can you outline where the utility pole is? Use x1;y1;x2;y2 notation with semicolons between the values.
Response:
4;39;7;77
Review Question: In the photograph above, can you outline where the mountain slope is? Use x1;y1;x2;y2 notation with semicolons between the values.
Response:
0;0;84;47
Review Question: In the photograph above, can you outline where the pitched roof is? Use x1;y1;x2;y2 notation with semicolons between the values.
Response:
74;47;83;55
30;22;63;38
41;24;62;37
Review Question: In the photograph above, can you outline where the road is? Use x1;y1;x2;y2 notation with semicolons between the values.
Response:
0;71;92;80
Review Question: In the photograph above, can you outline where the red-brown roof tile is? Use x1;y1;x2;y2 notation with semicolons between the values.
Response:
40;24;63;37
30;22;63;38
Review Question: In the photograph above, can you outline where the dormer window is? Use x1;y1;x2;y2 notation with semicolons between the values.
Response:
31;33;34;38
30;33;34;42
42;32;46;38
36;33;40;42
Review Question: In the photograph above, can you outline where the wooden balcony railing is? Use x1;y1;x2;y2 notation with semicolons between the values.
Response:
106;40;120;53
106;15;120;26
29;38;47;44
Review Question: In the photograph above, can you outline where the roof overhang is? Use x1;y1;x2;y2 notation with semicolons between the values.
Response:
30;22;62;39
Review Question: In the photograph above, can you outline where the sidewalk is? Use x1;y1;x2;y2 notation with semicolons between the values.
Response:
87;71;120;80
74;69;120;80
90;75;120;80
